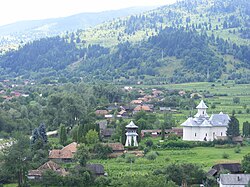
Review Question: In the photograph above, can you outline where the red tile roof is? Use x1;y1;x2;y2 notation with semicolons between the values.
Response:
62;142;78;154
28;160;67;177
48;149;73;159
134;105;151;111
105;143;124;151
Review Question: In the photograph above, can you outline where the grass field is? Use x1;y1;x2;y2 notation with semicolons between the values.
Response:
90;141;250;178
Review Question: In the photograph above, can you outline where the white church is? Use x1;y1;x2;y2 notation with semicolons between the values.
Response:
181;100;230;141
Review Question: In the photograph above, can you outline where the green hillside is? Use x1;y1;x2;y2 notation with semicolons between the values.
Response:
0;0;249;84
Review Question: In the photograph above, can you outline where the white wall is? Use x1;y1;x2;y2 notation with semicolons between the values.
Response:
183;126;227;141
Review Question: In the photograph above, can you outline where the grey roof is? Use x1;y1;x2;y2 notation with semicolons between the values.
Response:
213;163;241;173
181;113;229;127
86;164;104;175
196;100;208;109
126;121;138;128
207;168;217;177
209;113;230;126
220;174;250;185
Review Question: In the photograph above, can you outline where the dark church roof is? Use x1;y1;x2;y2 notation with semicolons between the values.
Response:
86;164;105;175
212;163;241;173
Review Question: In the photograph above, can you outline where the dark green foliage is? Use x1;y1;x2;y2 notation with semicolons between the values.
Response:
1;135;31;187
121;122;126;145
242;153;250;173
243;121;250;137
59;124;67;145
41;170;63;187
233;97;240;104
163;140;192;149
226;116;240;138
163;113;175;129
93;143;113;159
94;176;111;187
74;144;89;167
161;124;165;140
145;151;158;160
0;37;83;72
145;139;154;147
31;123;47;145
163;163;205;186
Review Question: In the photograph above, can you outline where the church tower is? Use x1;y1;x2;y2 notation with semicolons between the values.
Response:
125;121;138;147
194;100;209;118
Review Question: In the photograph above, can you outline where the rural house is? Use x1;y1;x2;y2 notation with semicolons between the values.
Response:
28;160;67;180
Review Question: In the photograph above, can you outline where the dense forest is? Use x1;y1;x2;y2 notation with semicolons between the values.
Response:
0;0;249;83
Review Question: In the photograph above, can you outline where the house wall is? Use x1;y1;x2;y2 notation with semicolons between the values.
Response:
183;126;227;141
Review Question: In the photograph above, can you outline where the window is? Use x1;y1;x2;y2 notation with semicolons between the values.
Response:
195;133;196;137
203;111;204;114
221;132;223;136
205;133;207;137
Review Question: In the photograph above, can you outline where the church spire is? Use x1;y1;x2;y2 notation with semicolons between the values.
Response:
194;100;209;118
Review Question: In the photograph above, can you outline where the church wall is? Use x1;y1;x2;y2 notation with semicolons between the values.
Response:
183;126;227;141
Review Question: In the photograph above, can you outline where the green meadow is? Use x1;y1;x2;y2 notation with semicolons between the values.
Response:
90;143;250;178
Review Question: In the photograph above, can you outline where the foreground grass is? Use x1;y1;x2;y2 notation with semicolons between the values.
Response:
90;145;250;178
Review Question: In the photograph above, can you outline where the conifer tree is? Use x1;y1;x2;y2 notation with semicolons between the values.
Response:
226;115;240;138
59;124;67;145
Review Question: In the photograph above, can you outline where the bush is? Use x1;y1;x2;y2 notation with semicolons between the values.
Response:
125;154;136;163
146;152;158;160
94;176;110;187
116;157;125;163
167;133;179;141
222;152;229;159
163;140;193;149
234;145;241;153
144;147;150;154
145;139;154;147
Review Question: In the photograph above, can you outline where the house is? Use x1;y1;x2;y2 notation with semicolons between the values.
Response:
49;149;73;162
159;107;171;112
141;128;183;138
131;100;143;105
86;164;105;177
133;105;151;114
61;142;78;154
101;128;115;138
118;110;128;117
98;120;108;130
207;163;241;177
49;142;78;162
104;143;124;158
218;174;250;187
181;100;230;141
95;110;109;116
105;143;124;153
28;160;67;180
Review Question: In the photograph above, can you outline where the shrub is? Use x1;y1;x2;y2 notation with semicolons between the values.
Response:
94;176;110;187
222;152;229;159
146;152;157;160
164;140;193;149
125;154;136;163
145;139;154;147
234;145;241;153
116;157;125;163
144;147;150;154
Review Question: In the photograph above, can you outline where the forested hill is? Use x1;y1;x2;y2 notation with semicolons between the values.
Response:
0;0;249;84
